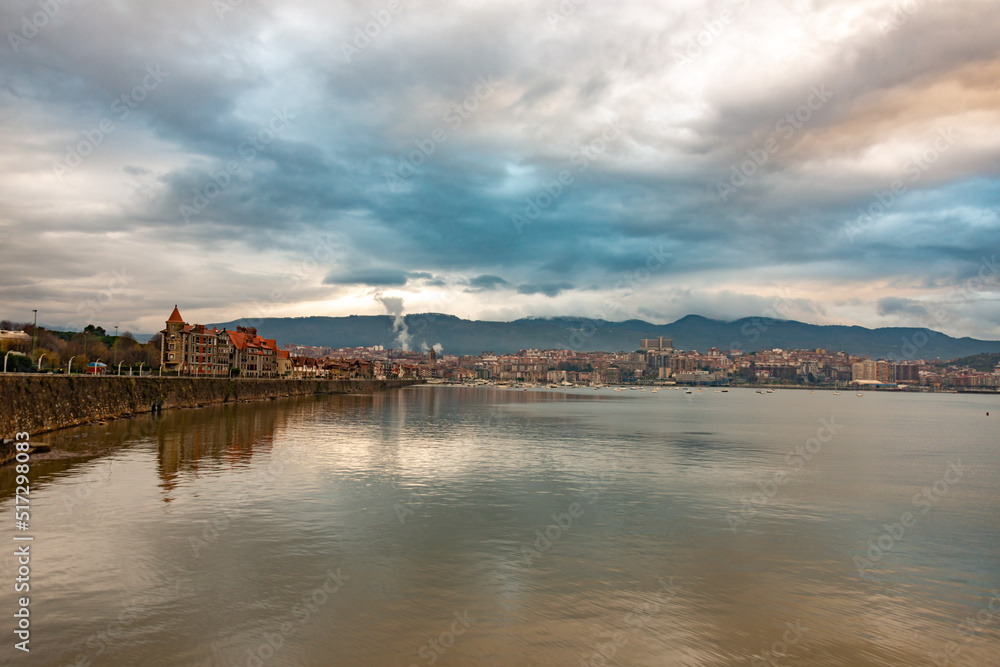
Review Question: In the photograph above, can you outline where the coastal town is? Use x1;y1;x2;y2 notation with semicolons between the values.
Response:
285;337;1000;390
6;307;996;390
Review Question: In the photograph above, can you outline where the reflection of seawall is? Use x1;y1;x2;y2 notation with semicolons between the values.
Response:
0;376;420;437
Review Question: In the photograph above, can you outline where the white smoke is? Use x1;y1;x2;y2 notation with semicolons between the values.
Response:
374;293;411;351
432;343;443;354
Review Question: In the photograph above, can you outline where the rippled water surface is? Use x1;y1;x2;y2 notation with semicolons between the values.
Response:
2;386;999;666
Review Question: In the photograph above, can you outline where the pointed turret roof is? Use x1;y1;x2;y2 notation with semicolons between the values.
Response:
166;305;185;324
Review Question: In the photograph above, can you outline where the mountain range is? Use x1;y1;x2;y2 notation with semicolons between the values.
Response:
207;314;1000;360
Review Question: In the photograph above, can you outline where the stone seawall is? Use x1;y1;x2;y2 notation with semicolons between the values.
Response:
0;375;419;438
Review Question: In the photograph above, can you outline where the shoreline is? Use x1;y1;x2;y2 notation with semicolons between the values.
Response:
0;375;422;439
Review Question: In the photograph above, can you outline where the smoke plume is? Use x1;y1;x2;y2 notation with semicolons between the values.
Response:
374;293;411;350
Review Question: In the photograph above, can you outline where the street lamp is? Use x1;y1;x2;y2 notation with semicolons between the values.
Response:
113;325;118;370
30;309;37;364
139;361;145;376
38;356;44;372
3;350;11;373
67;356;76;374
118;360;125;376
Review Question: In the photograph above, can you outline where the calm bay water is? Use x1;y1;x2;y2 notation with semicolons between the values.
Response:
2;386;999;666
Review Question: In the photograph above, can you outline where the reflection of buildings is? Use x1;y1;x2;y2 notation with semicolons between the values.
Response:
155;401;286;499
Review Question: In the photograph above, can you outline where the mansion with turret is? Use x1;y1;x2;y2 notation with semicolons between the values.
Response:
160;306;282;377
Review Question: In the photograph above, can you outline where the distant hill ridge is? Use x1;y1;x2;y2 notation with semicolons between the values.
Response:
207;313;1000;360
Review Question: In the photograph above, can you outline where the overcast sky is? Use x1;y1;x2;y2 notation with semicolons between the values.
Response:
2;0;998;337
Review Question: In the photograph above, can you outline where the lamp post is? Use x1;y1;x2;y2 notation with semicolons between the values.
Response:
38;356;44;372
94;358;101;376
30;309;37;364
118;360;124;376
139;361;145;376
68;356;76;375
113;325;118;370
4;350;11;373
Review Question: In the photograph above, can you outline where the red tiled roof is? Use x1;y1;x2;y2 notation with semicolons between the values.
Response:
167;305;184;323
225;329;276;353
226;330;249;349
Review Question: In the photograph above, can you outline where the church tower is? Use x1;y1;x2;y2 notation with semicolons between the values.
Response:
162;305;186;373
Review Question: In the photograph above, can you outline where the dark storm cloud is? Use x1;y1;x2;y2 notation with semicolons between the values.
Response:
517;282;574;297
465;275;511;292
324;268;409;287
877;297;930;318
2;0;999;336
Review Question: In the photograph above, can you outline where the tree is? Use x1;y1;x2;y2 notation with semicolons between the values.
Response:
40;350;60;370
